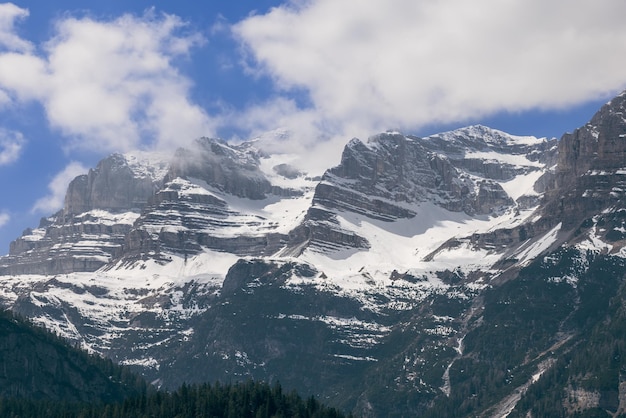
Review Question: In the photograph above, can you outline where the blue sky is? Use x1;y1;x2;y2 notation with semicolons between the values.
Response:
1;0;625;254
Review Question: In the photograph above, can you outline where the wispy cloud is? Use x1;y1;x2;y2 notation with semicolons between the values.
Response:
0;2;33;52
31;162;88;214
234;0;626;137
0;211;8;228
0;6;215;153
0;128;24;165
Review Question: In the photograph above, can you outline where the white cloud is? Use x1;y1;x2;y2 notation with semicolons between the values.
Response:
0;2;32;52
1;0;625;172
32;162;88;214
0;211;8;228
0;8;215;153
0;128;24;165
234;0;626;136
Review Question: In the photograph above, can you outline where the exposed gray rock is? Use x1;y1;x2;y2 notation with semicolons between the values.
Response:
284;128;545;255
64;153;164;216
451;92;626;255
221;259;316;296
543;92;626;228
123;178;289;258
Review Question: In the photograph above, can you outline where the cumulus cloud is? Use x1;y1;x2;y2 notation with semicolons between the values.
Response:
32;162;88;214
0;128;24;165
234;0;626;136
1;0;625;171
0;7;214;153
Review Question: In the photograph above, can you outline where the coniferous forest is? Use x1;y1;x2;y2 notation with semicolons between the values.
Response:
0;310;348;418
0;380;348;418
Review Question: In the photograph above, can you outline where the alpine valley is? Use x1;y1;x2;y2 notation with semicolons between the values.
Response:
2;91;626;417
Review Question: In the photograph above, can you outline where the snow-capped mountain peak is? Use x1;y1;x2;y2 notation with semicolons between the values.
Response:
2;90;626;417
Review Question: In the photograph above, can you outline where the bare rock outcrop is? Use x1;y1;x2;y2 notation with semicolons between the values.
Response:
64;153;164;216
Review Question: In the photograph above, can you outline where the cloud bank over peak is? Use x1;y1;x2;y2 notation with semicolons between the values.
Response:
234;0;626;136
0;1;625;184
2;0;625;161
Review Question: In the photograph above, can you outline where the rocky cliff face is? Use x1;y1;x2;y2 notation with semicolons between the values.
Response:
318;129;530;218
1;153;169;275
124;178;289;258
457;92;626;256
64;153;166;216
544;91;626;229
285;126;551;255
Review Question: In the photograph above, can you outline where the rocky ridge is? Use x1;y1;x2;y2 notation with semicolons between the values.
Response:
283;126;551;256
457;92;626;259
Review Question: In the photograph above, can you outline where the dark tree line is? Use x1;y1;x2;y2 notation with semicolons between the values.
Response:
0;309;147;403
0;309;350;417
0;380;349;418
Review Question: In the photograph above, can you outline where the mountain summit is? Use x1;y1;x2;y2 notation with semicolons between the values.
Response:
1;91;626;416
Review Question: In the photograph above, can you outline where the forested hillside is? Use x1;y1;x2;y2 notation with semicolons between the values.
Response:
0;310;146;402
424;249;626;417
0;310;348;417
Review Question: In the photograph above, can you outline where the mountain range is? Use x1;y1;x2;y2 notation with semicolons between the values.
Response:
1;91;626;416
